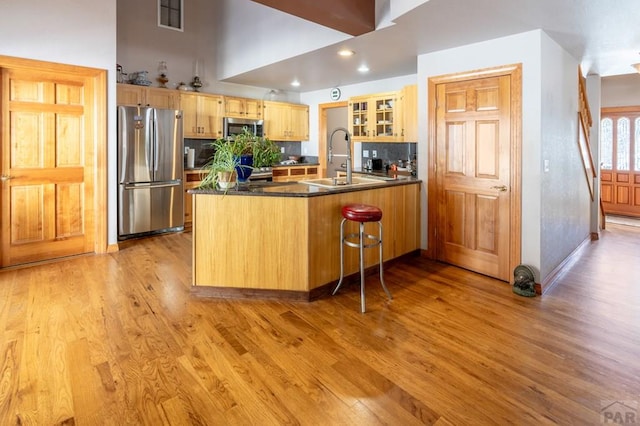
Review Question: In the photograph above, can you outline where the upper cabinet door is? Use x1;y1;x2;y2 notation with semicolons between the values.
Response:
180;93;223;139
224;96;263;119
263;101;309;141
348;91;405;143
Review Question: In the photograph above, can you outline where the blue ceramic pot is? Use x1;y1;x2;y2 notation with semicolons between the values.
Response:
235;155;253;182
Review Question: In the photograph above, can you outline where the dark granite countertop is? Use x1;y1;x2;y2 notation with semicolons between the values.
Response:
272;162;320;168
189;172;420;198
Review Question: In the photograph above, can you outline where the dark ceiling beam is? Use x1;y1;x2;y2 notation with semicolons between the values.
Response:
251;0;375;36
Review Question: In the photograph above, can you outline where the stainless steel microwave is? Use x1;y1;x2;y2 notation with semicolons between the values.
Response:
223;117;264;139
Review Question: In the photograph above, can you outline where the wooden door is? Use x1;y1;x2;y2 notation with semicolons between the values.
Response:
1;68;96;266
434;74;512;281
600;109;640;218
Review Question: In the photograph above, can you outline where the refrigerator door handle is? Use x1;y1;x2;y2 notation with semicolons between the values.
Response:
151;113;158;178
123;180;181;190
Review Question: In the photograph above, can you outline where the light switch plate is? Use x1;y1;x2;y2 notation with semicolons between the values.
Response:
372;150;377;158
363;150;369;158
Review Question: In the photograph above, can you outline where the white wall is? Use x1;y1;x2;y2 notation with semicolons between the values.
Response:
601;74;640;107
539;33;589;279
1;0;118;246
117;0;281;99
587;75;602;234
417;30;590;283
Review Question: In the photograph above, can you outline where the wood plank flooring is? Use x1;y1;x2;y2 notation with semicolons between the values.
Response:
0;225;639;425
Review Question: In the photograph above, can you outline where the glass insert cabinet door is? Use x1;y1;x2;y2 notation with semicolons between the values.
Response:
600;111;640;217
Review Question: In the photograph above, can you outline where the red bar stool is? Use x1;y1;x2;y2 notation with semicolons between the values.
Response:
332;203;392;312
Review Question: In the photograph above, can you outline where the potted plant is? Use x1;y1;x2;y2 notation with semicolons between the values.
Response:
252;136;282;170
199;137;241;190
199;128;260;190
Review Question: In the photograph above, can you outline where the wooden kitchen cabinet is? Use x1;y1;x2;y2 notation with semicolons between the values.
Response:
272;164;318;182
184;170;208;227
402;84;418;142
224;96;263;119
348;91;404;142
263;101;309;141
117;83;179;109
180;92;224;139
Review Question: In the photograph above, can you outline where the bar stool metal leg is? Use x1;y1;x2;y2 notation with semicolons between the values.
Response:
359;221;366;313
377;221;392;300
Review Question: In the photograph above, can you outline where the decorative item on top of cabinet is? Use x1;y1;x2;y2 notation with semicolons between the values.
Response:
224;96;263;119
348;91;404;142
180;92;224;139
263;101;309;141
117;83;179;109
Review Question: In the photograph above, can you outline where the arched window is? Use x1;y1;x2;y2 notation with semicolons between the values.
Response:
601;117;613;170
617;117;630;171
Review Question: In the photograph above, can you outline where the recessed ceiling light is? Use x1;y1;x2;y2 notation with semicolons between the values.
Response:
358;65;370;73
291;79;301;87
338;49;355;57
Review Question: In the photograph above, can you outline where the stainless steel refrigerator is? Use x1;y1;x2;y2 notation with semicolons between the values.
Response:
118;106;184;240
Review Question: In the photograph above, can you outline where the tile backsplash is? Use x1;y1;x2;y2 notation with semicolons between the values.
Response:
184;138;215;168
361;142;417;169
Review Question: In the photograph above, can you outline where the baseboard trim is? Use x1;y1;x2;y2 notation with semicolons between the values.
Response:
537;235;592;294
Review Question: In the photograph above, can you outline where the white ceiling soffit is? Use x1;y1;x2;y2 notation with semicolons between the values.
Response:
218;0;640;92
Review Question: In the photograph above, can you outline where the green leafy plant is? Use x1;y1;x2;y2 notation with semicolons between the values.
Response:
252;137;281;168
198;128;279;190
198;137;240;190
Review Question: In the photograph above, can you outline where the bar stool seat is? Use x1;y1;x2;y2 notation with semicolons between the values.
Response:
332;203;392;312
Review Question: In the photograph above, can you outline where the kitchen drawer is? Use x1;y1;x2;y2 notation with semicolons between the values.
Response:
272;165;318;182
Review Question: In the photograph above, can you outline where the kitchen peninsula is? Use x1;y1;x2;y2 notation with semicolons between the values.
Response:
190;175;421;300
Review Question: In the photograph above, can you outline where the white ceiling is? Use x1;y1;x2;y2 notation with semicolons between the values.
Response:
220;0;640;92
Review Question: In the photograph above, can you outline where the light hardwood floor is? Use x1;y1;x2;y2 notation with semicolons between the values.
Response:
0;225;639;425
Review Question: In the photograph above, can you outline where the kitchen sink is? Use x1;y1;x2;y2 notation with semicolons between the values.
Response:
299;176;391;189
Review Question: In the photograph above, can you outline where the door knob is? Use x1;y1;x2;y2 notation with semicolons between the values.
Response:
491;185;507;192
0;175;14;182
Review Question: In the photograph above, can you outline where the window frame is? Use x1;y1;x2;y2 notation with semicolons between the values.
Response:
158;0;184;32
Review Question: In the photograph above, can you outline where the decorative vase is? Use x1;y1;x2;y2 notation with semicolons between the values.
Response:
235;155;253;183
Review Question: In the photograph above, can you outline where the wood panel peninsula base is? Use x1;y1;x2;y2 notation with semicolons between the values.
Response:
190;178;420;301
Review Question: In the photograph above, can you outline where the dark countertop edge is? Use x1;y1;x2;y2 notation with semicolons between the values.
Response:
272;162;320;168
188;178;421;198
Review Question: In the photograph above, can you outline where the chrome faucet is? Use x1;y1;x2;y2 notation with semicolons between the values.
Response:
329;127;352;184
